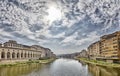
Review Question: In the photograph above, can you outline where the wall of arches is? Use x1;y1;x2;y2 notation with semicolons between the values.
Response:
0;48;41;60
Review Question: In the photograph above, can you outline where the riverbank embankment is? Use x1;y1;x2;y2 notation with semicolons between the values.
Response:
76;58;120;68
0;58;55;67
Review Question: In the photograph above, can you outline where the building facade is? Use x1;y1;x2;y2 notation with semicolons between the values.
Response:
79;50;88;58
88;41;100;60
87;31;120;63
0;40;55;61
100;31;120;63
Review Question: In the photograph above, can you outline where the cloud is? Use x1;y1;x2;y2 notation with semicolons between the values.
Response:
0;0;120;54
61;32;77;43
61;31;99;46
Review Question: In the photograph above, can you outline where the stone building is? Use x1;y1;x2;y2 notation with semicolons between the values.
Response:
88;41;100;60
31;45;56;58
0;40;55;61
79;50;88;58
45;48;53;58
100;31;120;63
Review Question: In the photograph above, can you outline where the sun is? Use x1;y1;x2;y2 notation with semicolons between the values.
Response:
46;6;62;24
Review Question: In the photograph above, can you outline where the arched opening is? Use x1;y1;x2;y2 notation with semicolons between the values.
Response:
12;52;15;58
21;53;23;58
28;53;29;57
25;53;26;58
1;52;5;59
7;52;10;59
17;53;20;58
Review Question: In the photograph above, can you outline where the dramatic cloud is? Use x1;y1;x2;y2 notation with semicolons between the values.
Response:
0;0;120;54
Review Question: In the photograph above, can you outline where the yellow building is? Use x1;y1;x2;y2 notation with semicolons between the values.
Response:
100;31;120;63
88;41;100;60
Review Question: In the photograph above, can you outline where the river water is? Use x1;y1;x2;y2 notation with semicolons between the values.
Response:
0;59;120;76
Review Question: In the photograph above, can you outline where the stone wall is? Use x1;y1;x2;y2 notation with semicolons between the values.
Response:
0;47;41;61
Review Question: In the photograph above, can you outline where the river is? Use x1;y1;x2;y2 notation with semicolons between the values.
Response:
0;59;120;76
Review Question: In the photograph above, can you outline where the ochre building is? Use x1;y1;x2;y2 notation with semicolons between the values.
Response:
100;31;120;63
88;41;100;60
87;31;120;63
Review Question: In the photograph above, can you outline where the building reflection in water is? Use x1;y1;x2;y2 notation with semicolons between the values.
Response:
88;63;120;76
0;63;43;76
0;60;120;76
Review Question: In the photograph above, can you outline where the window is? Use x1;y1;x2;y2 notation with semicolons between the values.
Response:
113;46;117;48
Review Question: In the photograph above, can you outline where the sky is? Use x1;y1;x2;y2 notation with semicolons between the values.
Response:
0;0;120;55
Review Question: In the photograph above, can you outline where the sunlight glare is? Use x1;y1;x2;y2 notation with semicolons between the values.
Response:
47;6;62;24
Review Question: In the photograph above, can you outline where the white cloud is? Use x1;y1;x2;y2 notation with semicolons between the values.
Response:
0;0;120;54
0;29;13;37
61;31;100;47
61;32;77;43
76;31;100;45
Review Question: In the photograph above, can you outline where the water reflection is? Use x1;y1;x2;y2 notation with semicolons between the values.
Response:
88;63;120;76
0;63;46;76
24;64;50;76
0;59;120;76
50;59;90;76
